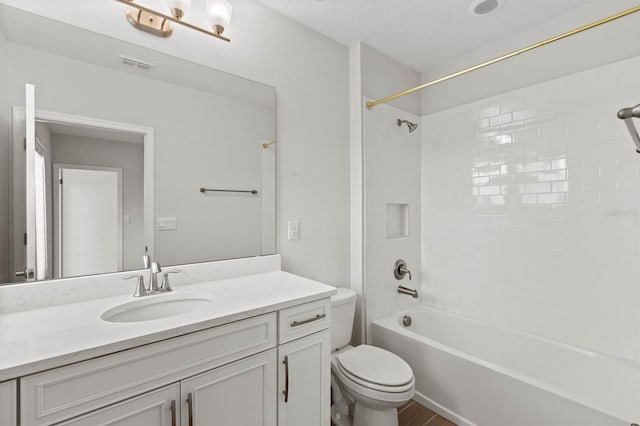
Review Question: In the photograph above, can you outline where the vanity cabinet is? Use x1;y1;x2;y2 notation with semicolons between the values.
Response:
0;380;17;426
20;313;277;426
15;296;332;426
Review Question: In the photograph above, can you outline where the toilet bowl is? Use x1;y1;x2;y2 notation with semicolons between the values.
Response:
330;288;415;426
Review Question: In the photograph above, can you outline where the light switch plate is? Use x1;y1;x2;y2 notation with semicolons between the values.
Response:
157;216;177;231
288;220;300;240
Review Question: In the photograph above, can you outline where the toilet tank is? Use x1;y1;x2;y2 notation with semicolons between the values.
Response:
331;288;357;351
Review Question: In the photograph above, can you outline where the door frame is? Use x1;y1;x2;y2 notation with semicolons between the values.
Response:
11;107;155;280
53;163;124;279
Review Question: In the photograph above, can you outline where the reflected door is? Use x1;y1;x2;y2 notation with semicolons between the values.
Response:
54;165;123;278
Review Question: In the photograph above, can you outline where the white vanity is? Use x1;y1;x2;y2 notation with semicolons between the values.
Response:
0;255;334;426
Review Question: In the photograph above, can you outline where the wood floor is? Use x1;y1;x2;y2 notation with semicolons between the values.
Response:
398;400;457;426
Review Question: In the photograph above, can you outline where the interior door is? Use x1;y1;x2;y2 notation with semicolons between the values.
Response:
12;83;37;281
54;165;122;278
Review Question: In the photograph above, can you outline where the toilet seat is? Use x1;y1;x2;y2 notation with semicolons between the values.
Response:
336;362;414;393
332;345;415;402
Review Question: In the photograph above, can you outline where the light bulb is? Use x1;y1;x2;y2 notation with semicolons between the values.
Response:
206;0;232;35
166;0;191;20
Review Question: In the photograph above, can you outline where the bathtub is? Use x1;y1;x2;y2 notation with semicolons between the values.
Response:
372;306;640;426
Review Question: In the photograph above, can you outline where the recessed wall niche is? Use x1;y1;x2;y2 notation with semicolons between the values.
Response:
386;203;409;238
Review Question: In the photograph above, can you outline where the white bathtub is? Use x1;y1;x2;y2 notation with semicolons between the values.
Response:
372;306;640;426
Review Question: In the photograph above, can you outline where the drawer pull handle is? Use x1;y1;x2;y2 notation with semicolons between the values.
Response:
282;355;289;403
187;392;194;426
291;313;326;327
170;400;177;426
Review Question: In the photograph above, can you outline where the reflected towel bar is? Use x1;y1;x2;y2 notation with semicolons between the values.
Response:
200;187;258;195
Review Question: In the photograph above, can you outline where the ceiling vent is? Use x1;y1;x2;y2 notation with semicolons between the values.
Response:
119;55;155;70
469;0;506;16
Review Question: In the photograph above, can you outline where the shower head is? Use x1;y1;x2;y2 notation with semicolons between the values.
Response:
397;119;418;133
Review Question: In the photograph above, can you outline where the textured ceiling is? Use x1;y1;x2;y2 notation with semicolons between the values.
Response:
257;0;598;72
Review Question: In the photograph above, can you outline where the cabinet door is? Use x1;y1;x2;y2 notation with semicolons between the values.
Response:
181;349;277;426
0;380;17;426
278;330;330;426
57;383;179;426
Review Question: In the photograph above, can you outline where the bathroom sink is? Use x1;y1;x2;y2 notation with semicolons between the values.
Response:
101;295;215;323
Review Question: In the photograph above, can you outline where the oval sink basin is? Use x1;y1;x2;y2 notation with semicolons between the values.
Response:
101;296;214;323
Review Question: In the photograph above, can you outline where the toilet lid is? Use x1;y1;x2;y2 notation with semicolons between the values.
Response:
337;345;413;387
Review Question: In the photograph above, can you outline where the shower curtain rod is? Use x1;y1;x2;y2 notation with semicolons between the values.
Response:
366;5;640;110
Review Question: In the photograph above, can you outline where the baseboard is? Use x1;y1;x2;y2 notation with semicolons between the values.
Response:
413;391;477;426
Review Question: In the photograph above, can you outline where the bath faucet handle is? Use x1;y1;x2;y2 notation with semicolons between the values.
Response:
160;269;182;292
394;259;412;281
123;274;148;297
399;265;412;280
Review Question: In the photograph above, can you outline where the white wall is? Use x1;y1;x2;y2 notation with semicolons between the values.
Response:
420;0;640;114
361;44;420;115
7;43;274;269
421;55;640;362
51;134;144;271
358;44;422;341
0;0;351;288
364;101;421;340
0;26;8;283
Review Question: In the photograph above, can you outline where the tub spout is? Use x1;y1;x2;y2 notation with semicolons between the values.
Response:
397;285;418;299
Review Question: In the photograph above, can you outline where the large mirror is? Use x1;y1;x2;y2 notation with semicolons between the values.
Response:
0;4;276;285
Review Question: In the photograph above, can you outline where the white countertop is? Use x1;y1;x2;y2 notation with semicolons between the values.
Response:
0;271;336;381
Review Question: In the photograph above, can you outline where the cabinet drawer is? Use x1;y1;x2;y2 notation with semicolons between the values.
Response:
21;313;276;426
278;298;331;344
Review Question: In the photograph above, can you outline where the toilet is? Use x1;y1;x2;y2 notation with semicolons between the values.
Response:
330;288;415;426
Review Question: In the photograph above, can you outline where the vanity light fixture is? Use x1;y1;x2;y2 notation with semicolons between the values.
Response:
113;0;232;42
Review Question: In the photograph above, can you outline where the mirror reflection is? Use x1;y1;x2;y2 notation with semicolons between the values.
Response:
0;5;276;285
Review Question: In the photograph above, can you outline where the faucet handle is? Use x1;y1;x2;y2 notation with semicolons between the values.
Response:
122;274;148;297
160;269;182;292
394;259;412;281
142;255;151;269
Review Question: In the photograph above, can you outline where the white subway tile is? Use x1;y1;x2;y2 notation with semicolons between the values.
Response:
421;55;640;362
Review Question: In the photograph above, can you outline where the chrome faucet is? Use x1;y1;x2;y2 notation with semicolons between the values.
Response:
149;261;162;293
141;255;163;294
397;285;419;299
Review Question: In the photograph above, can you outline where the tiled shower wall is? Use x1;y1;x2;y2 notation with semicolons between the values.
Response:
421;55;640;361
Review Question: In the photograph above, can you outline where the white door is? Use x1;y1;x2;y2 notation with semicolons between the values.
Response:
55;165;122;278
181;349;277;426
57;384;179;426
278;330;331;426
12;84;38;281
